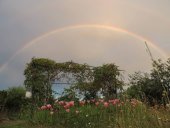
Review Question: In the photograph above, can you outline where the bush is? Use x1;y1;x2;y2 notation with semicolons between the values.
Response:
5;86;26;113
0;90;7;111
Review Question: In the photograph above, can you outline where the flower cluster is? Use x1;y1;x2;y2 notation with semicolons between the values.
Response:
130;99;141;107
40;104;52;110
39;98;141;115
56;100;75;112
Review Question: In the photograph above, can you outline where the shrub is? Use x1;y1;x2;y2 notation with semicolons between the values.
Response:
5;86;26;113
0;90;7;111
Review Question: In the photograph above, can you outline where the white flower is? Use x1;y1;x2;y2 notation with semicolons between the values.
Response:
166;104;170;108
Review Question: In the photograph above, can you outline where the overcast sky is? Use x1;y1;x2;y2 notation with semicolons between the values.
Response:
0;0;170;90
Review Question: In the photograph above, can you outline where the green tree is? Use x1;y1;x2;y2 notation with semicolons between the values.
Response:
127;59;170;105
24;58;56;105
93;64;124;99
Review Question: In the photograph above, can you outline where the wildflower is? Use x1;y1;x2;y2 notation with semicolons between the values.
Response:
46;104;52;109
166;104;170;108
131;99;138;107
79;101;85;106
120;110;123;113
99;99;104;103
58;101;65;106
121;101;124;105
64;104;70;109
69;101;74;107
104;102;109;108
66;109;70;113
162;90;167;97
109;100;114;103
114;99;120;104
41;105;47;110
87;100;90;103
95;102;99;106
158;117;161;120
86;114;89;117
117;104;121;107
90;99;95;103
55;100;58;104
75;110;79;114
50;111;54;115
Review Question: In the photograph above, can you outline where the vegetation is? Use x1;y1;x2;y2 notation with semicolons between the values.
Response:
127;59;170;106
1;57;170;128
24;58;124;104
0;86;26;113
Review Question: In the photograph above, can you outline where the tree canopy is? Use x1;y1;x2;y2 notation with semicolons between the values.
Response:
127;59;170;105
24;58;124;104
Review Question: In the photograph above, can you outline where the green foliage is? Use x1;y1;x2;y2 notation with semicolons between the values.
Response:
59;87;79;102
127;59;170;105
60;63;124;100
25;99;170;128
93;64;124;99
5;86;26;112
24;58;123;103
0;90;7;111
76;82;99;100
24;58;56;105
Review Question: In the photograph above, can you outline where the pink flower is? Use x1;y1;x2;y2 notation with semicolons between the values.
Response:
66;109;70;113
109;100;114;103
79;101;85;106
91;99;96;103
95;102;99;106
69;101;74;107
58;101;65;106
99;99;104;103
131;99;137;107
112;101;117;105
104;102;109;108
46;104;52;109
64;102;70;109
41;105;47;110
114;99;120;104
110;99;120;105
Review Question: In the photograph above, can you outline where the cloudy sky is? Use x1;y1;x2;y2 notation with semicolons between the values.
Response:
0;0;170;90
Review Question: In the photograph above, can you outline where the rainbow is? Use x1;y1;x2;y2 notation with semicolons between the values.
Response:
0;24;167;73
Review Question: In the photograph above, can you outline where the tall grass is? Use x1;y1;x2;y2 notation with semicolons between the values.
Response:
20;99;170;128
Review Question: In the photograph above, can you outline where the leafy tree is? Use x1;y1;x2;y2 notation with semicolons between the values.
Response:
24;58;124;102
93;64;124;99
58;86;79;102
24;58;56;105
73;82;99;100
71;63;97;100
127;59;170;105
151;59;170;98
